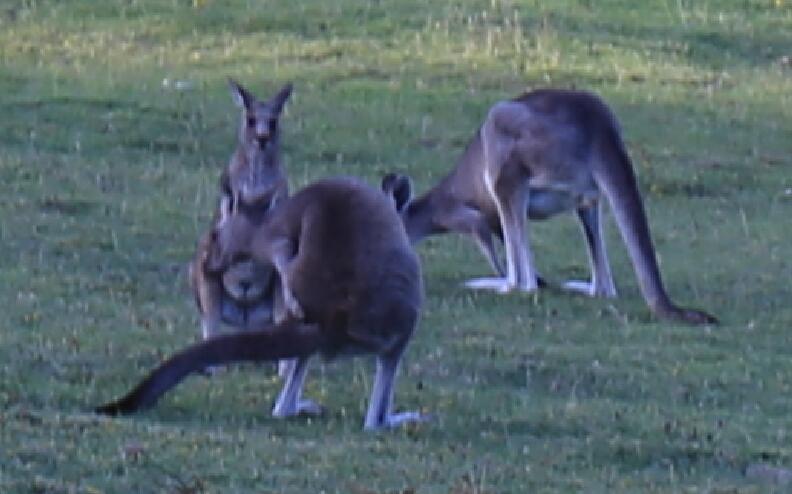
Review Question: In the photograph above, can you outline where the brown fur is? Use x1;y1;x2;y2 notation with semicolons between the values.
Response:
97;178;426;430
189;81;292;340
384;89;716;325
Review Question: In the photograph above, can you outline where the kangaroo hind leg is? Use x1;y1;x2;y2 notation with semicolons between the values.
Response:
363;336;427;431
479;122;537;292
479;103;538;293
492;178;536;292
363;354;425;430
272;356;323;417
563;201;617;298
270;276;299;379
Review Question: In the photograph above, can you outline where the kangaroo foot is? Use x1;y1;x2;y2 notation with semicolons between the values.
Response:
272;398;324;418
464;277;539;294
463;277;514;293
365;411;432;431
562;279;617;298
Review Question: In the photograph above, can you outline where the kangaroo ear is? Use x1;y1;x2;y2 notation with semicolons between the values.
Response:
268;82;293;115
381;173;413;213
228;78;253;109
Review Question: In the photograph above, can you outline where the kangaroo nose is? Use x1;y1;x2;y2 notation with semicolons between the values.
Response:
239;280;251;293
256;121;270;138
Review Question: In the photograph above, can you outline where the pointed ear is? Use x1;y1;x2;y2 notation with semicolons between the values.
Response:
228;78;253;109
381;173;413;213
268;82;293;115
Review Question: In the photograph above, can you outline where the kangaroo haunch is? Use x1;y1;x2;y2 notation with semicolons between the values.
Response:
97;178;426;431
384;89;716;325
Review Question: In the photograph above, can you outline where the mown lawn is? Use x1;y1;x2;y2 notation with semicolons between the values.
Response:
1;1;791;492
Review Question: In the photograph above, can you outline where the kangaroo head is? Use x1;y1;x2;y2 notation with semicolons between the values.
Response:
227;79;292;205
229;79;292;149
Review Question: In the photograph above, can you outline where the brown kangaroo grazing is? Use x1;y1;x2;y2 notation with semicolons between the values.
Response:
383;89;716;325
97;178;427;431
189;80;293;341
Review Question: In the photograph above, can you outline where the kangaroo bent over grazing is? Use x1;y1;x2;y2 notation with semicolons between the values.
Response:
190;80;293;341
384;89;716;325
97;178;426;430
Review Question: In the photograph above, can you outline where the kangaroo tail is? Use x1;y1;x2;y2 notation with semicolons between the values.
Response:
95;320;324;416
594;129;717;325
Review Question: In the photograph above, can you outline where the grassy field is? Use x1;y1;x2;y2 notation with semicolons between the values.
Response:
1;0;791;492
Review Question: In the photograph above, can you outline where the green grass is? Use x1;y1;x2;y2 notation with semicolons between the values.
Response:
1;0;791;492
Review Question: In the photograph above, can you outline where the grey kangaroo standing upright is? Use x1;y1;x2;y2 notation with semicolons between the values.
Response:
190;80;293;342
97;178;426;431
383;89;716;325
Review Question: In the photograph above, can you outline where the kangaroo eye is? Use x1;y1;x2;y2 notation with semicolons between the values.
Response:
247;116;256;127
268;118;278;133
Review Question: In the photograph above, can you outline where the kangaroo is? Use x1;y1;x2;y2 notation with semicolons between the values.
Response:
383;89;716;325
97;178;426;431
189;80;293;342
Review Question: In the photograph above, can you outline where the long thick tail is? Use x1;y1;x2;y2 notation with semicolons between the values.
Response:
594;131;717;325
95;321;325;416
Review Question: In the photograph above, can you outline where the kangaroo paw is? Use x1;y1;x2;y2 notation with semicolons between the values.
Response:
365;411;432;431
